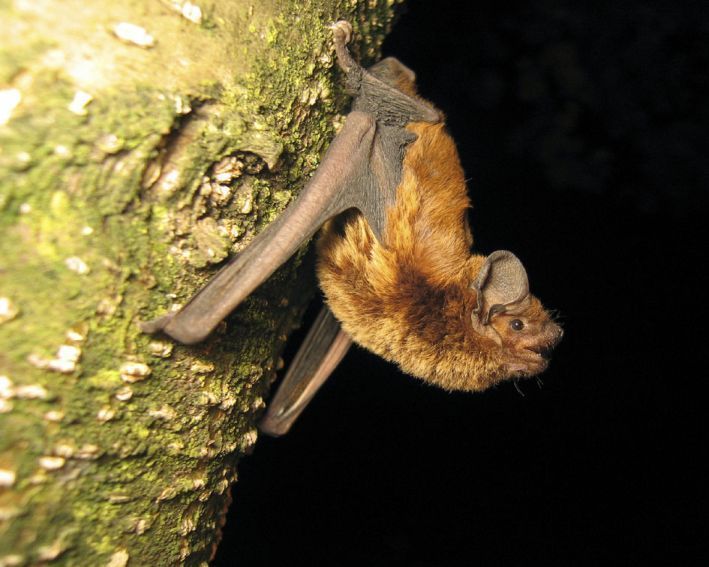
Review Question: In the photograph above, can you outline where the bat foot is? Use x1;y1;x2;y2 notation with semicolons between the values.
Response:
330;20;353;46
330;20;357;73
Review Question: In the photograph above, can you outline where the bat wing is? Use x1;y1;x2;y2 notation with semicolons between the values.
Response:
141;21;441;345
259;305;352;436
141;110;379;344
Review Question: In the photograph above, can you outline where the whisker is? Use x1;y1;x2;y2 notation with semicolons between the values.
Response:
549;309;566;324
536;377;544;389
513;379;525;397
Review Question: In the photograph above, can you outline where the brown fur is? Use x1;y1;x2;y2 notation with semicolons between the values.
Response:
317;121;560;392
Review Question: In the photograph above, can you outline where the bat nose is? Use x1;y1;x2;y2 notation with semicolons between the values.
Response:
553;325;564;346
547;324;563;347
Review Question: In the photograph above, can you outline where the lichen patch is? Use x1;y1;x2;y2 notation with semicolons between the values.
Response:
14;384;49;400
0;375;13;399
115;386;133;402
148;341;173;358
96;406;117;423
67;90;93;115
64;256;90;275
43;410;65;422
160;0;204;24
56;345;81;363
111;23;155;48
0;88;22;125
148;404;177;421
38;456;66;471
106;549;129;567
27;339;83;375
0;469;16;488
0;297;20;325
119;361;152;383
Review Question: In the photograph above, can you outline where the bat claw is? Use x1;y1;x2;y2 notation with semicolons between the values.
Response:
330;20;353;45
138;312;174;334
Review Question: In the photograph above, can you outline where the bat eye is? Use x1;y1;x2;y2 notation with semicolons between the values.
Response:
510;319;525;331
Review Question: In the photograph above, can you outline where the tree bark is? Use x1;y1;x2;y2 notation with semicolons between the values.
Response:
0;1;400;564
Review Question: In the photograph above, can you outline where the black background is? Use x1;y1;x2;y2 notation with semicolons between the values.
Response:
215;1;706;565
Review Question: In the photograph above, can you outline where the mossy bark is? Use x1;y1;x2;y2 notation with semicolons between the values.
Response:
0;1;400;564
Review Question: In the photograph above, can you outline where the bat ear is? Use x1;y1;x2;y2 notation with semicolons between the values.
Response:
471;250;530;325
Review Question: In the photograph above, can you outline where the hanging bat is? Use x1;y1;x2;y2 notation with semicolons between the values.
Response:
141;21;563;436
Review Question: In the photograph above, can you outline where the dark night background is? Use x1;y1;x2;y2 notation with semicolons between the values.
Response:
215;1;706;565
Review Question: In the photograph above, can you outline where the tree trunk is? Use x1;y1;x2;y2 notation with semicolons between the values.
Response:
0;1;400;564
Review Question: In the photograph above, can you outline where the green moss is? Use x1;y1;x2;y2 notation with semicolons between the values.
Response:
85;370;123;391
0;0;402;563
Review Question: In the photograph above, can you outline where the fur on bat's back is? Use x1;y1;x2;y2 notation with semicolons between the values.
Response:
317;121;507;392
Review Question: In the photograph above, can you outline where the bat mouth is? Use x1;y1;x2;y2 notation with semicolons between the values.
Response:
534;345;554;361
526;334;560;361
522;346;553;373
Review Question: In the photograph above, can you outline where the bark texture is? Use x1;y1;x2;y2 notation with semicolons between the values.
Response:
0;1;400;564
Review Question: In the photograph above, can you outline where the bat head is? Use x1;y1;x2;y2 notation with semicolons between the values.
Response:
470;251;563;379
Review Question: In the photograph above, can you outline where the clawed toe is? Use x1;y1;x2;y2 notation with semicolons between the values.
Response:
330;20;353;45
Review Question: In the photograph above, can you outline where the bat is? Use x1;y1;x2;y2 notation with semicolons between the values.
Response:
141;21;563;436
